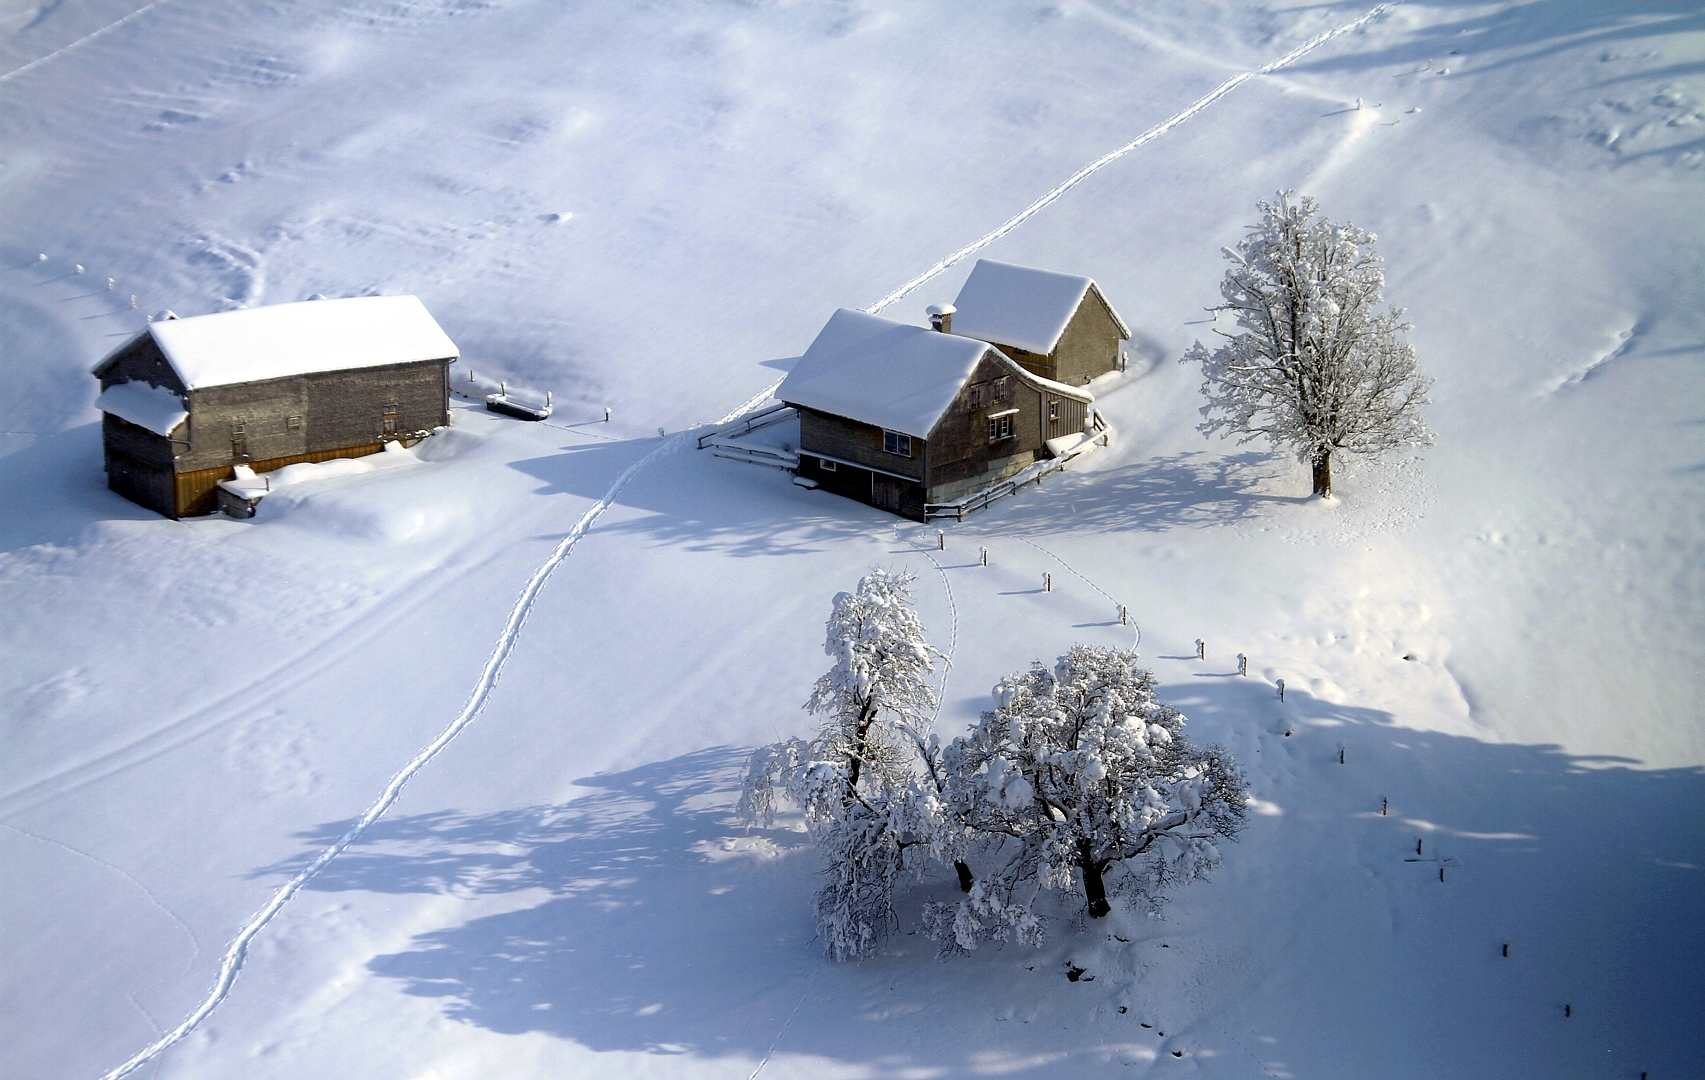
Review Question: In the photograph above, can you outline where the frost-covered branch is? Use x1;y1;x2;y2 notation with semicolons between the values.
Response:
1182;191;1434;497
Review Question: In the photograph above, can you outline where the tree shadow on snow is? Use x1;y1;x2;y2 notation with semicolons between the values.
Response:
253;721;1705;1076
1289;0;1705;82
993;450;1307;537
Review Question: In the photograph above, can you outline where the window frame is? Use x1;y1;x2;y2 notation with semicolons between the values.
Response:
882;429;913;458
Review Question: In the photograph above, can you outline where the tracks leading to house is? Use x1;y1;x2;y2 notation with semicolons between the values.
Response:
93;6;1389;1073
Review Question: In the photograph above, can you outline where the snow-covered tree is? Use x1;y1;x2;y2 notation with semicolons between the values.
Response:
1182;192;1433;497
739;568;961;960
923;645;1247;954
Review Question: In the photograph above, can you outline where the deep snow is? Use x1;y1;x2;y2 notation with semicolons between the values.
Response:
3;2;1702;1078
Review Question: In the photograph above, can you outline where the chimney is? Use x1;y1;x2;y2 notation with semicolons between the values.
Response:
926;303;955;334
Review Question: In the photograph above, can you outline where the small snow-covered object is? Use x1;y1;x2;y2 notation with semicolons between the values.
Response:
95;381;188;436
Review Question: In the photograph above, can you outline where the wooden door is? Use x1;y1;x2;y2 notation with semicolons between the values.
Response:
871;475;903;513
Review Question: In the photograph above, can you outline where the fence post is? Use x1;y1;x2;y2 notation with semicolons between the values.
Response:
938;530;944;551
1044;572;1052;592
1276;679;1285;702
1195;638;1205;660
1237;653;1247;676
980;546;988;566
1119;605;1127;625
605;407;611;422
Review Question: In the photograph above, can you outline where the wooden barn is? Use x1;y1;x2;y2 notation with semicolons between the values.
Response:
92;295;457;519
944;259;1130;386
780;308;1094;520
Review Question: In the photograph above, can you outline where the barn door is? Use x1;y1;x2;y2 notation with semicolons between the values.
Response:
871;475;903;513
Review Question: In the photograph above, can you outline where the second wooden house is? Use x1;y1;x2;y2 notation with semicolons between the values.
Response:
92;295;458;518
944;259;1130;386
779;308;1094;520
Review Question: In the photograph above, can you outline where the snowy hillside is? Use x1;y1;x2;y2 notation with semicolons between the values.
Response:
3;2;1702;1078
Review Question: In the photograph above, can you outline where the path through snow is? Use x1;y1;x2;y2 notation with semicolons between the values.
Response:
92;8;1397;1073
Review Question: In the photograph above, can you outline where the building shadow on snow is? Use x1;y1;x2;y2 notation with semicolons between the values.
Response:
0;423;158;553
253;719;1705;1076
509;439;893;557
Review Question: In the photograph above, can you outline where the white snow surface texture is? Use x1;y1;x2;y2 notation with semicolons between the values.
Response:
93;381;187;437
2;2;1702;1080
950;258;1129;355
143;295;458;389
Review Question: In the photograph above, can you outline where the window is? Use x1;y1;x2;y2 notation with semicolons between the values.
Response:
882;430;912;457
988;414;1014;441
287;415;302;431
819;458;837;472
967;385;982;409
993;376;1012;401
1048;400;1060;421
382;405;398;436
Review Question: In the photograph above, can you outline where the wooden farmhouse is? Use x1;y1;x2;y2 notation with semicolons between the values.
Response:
780;308;1095;520
92;295;458;519
944;259;1130;386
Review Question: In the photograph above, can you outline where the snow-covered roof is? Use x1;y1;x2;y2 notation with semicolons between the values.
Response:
949;259;1129;356
137;295;458;390
95;380;188;437
778;309;1092;440
779;309;998;439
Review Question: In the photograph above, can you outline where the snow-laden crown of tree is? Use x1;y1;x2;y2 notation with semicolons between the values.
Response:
923;645;1248;954
1183;192;1433;497
742;573;1248;961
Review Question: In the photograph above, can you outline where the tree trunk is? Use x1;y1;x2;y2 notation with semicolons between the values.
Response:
1078;839;1111;918
845;698;878;796
955;860;974;893
1311;450;1333;498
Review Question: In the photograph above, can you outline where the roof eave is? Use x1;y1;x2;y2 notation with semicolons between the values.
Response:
1087;281;1132;340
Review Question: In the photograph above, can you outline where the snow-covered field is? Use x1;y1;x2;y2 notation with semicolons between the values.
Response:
3;1;1702;1077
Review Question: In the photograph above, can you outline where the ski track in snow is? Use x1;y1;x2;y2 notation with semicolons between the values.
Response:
91;7;1391;1072
746;966;821;1080
0;1;174;85
96;395;776;1080
863;3;1392;314
0;822;198;1051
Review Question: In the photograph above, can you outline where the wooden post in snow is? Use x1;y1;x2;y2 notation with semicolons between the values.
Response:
1044;572;1052;592
1195;638;1205;660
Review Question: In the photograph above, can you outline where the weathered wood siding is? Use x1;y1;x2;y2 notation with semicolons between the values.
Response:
104;445;176;518
955;285;1125;386
794;408;925;482
922;351;1088;504
97;333;188;395
97;331;452;517
794;407;928;521
175;358;448;475
1050;285;1125;385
